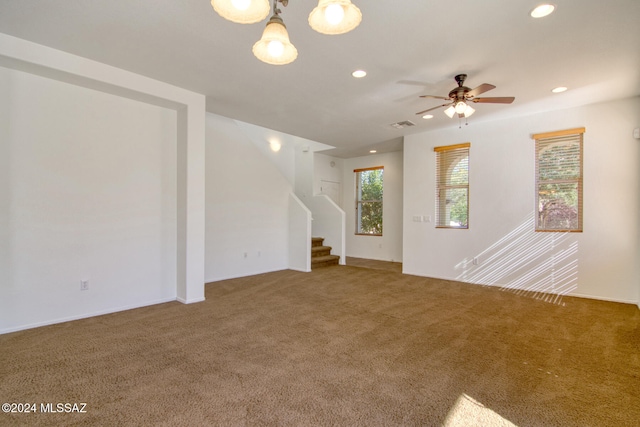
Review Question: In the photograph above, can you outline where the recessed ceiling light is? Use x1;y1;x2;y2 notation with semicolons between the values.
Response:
530;4;555;18
352;70;367;78
422;114;434;119
552;86;568;93
369;150;377;153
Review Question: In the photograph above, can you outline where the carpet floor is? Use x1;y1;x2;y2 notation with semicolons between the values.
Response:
1;266;638;426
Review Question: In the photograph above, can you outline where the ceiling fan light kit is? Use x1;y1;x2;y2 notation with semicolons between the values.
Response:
444;105;456;118
211;0;362;65
308;0;362;35
210;0;270;24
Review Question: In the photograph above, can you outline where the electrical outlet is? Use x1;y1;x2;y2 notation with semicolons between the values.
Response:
80;280;89;291
472;257;478;266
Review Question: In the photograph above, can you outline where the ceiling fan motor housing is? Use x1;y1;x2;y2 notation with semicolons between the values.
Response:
454;74;467;86
450;74;470;100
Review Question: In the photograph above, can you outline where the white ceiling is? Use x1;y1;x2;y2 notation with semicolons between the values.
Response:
1;0;638;157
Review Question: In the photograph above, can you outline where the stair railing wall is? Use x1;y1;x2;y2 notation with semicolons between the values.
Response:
288;193;312;272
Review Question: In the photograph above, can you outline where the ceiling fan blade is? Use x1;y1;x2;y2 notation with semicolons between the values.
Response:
466;83;495;98
472;96;515;104
415;104;450;115
419;95;450;101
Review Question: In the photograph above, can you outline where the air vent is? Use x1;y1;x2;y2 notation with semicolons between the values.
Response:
390;120;415;129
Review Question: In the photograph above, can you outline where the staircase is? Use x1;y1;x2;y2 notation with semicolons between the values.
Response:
311;237;340;269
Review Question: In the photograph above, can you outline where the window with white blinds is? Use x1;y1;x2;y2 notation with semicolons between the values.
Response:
533;127;584;232
435;143;470;228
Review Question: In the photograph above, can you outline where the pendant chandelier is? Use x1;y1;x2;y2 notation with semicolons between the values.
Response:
210;0;362;65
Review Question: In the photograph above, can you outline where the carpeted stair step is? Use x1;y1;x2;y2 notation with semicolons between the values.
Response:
311;237;325;248
311;254;340;268
311;245;332;258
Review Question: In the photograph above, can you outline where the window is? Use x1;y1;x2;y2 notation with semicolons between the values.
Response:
435;143;470;228
533;127;584;232
355;166;383;235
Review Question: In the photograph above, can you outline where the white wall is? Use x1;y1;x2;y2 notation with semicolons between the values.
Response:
0;67;178;333
404;96;640;304
235;121;297;185
343;151;404;262
205;113;292;282
314;153;344;208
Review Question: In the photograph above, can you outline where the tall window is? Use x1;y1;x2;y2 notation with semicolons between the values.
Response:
435;143;470;229
533;127;584;232
355;166;383;235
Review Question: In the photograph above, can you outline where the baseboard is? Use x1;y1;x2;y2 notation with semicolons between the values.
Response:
176;296;206;304
289;267;311;273
568;292;637;306
205;267;289;283
0;296;177;335
400;270;638;307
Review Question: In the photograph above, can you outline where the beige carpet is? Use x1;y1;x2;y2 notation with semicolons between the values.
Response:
1;266;638;426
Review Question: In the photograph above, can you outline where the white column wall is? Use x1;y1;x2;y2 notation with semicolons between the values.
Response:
0;34;205;333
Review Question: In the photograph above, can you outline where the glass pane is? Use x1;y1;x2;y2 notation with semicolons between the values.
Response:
437;152;468;186
537;182;579;230
358;201;382;234
437;187;468;227
449;156;468;185
538;143;580;181
359;169;383;201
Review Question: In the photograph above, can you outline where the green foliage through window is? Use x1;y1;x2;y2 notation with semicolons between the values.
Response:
356;168;383;235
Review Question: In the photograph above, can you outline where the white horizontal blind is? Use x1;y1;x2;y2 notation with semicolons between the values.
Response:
533;128;584;232
434;143;470;228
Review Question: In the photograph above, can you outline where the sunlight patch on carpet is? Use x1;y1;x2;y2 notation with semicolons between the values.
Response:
443;394;518;427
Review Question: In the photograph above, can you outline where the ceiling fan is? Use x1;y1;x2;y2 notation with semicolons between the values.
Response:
416;74;514;118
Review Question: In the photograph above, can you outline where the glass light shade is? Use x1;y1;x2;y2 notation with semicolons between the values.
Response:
463;105;475;117
308;0;362;35
325;4;345;25
252;16;298;65
444;106;456;118
211;0;270;24
455;101;467;114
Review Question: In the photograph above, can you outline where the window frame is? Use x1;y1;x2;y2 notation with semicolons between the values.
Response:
434;143;470;229
532;127;584;233
354;166;384;236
